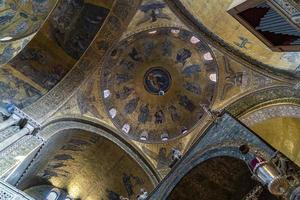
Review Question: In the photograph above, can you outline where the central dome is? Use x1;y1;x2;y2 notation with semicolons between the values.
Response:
100;28;218;142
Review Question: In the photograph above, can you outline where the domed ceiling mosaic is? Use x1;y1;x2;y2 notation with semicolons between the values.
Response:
101;28;218;142
0;0;56;65
0;0;112;109
0;0;56;41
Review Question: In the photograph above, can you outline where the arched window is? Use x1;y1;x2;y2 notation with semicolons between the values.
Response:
46;191;59;200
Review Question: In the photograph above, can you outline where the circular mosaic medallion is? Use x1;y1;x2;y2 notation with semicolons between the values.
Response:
144;67;172;95
101;28;218;143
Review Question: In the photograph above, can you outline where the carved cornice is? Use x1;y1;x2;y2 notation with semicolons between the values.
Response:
225;86;300;117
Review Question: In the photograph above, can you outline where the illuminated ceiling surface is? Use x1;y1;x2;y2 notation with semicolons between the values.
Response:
101;27;218;142
1;0;300;199
241;103;300;167
20;130;154;200
174;0;300;72
251;117;300;166
0;0;56;40
0;0;57;64
0;0;112;109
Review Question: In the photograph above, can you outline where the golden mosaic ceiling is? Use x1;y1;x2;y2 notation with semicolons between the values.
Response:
0;0;56;41
171;0;300;72
1;1;300;199
20;130;154;200
0;0;113;109
100;27;218;142
0;0;57;64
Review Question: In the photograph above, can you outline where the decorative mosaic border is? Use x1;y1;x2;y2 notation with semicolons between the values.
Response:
241;103;300;126
225;86;300;116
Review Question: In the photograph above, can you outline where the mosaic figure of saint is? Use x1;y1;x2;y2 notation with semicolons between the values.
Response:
176;48;192;65
124;98;139;114
144;41;155;56
120;59;135;70
122;173;134;197
116;86;134;100
19;48;47;64
168;105;180;122
0;45;15;64
142;143;183;170
0;13;14;25
107;190;121;200
225;72;244;87
162;38;172;56
136;2;171;25
182;64;201;77
115;73;132;84
155;109;165;124
178;95;196;112
129;47;142;62
183;82;202;95
148;71;166;92
138;104;150;123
